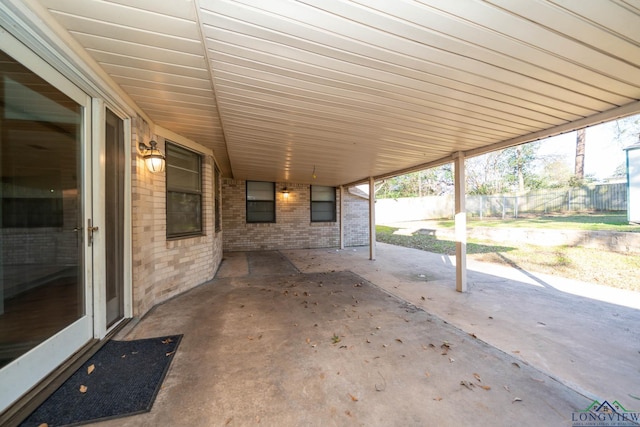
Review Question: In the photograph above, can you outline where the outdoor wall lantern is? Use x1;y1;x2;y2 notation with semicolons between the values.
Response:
282;187;290;199
139;140;165;173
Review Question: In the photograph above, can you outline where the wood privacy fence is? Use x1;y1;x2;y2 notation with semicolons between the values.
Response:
376;183;627;223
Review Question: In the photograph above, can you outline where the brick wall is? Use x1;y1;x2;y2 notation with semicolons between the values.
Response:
222;180;369;251
131;116;223;317
343;189;370;246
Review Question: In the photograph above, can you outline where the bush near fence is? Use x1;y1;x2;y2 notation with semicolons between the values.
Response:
376;183;627;223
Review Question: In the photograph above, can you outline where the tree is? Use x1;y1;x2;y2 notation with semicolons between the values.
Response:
575;128;585;181
613;114;640;148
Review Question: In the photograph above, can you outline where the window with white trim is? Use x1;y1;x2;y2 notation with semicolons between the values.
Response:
246;181;275;223
311;185;336;222
166;142;202;238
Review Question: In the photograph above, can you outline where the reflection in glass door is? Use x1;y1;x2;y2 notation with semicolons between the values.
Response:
105;109;124;327
0;45;92;411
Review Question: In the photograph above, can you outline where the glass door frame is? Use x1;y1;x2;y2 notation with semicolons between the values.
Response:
91;99;132;339
0;30;94;411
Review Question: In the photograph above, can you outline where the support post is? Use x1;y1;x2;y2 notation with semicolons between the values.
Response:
339;185;345;250
369;177;376;260
454;152;467;292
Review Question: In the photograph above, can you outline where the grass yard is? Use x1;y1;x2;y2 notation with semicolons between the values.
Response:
376;219;640;292
433;213;640;232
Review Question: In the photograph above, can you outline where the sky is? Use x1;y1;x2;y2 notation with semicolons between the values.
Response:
536;114;640;180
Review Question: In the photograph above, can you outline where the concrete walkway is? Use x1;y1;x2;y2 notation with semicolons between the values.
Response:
93;245;640;426
284;244;640;403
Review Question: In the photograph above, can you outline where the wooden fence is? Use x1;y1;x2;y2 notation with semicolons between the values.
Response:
376;183;627;222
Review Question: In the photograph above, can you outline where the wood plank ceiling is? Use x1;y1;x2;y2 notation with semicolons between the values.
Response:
35;0;640;186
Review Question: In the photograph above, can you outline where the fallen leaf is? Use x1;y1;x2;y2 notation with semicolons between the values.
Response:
87;364;95;375
421;296;426;301
425;371;431;378
449;357;455;363
345;410;352;417
473;373;481;382
480;385;491;391
469;333;477;339
162;338;173;344
366;338;371;344
306;338;311;344
79;385;88;393
225;417;233;425
513;397;522;403
165;351;175;357
395;338;403;344
348;393;358;402
512;350;520;354
512;362;520;368
38;424;48;427
433;397;442;401
460;381;475;390
504;385;511;392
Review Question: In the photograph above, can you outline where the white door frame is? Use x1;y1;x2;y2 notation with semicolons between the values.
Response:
0;30;94;411
91;99;133;339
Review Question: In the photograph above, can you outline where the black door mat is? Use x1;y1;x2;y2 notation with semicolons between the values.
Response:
20;335;182;427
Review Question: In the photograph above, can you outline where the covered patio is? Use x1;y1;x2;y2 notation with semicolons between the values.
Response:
2;0;640;422
96;245;639;426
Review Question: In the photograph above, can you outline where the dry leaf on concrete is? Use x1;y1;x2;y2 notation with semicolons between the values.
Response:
481;385;491;391
162;338;173;344
79;385;88;393
87;364;95;375
473;373;481;382
513;397;522;403
460;381;475;390
348;393;359;402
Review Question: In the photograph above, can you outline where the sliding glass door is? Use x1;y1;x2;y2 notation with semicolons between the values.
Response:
0;42;93;411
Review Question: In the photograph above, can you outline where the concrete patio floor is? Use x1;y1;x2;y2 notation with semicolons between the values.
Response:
100;244;640;426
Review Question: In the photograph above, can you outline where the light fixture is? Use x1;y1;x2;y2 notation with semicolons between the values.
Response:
138;140;165;173
282;187;290;199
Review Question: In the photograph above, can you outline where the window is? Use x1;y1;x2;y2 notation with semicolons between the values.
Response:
214;164;221;232
166;142;202;238
246;181;275;223
311;185;336;222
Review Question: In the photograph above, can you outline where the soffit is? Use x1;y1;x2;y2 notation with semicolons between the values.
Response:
35;0;640;186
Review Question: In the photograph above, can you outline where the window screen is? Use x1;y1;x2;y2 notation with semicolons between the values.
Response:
247;181;275;223
311;185;336;222
166;142;202;237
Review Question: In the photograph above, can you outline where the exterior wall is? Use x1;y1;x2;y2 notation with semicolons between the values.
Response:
222;180;338;251
343;189;370;246
131;117;223;317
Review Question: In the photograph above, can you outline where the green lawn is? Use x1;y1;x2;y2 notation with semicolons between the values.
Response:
376;220;640;292
432;213;640;232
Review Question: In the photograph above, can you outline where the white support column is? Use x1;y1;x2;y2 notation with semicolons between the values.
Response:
454;152;467;292
339;185;345;250
369;177;376;260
